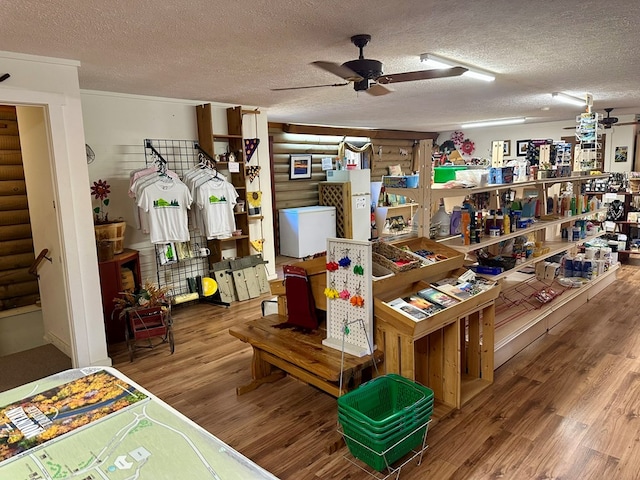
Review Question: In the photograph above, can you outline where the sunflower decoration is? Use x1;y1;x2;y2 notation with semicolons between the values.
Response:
90;179;111;224
247;191;262;214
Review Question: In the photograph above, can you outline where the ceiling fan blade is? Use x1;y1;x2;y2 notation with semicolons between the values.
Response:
377;66;468;84
312;61;363;82
367;83;393;96
271;82;348;91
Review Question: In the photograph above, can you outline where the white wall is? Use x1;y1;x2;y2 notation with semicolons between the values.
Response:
0;51;109;367
81;91;277;288
18;105;72;356
438;116;638;173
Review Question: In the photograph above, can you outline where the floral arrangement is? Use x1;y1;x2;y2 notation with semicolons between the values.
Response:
114;280;171;310
90;179;111;224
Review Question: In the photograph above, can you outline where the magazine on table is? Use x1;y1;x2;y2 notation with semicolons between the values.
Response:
416;287;460;308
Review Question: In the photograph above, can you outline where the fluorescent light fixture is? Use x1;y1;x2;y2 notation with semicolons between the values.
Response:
552;92;586;107
420;53;495;82
461;117;526;129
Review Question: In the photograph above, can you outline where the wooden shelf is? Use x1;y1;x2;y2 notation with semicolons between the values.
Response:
248;215;264;220
494;264;619;368
437;209;607;254
474;230;607;281
380;202;419;209
212;133;243;140
431;173;610;199
212;235;249;243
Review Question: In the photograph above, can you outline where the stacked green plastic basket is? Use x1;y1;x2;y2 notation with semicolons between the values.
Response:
337;374;434;471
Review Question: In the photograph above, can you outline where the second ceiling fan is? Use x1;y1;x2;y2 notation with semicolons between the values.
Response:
272;34;467;96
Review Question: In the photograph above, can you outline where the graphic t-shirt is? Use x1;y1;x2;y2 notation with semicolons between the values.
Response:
196;180;238;239
138;181;192;243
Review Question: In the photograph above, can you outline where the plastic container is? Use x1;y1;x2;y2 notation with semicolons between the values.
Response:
450;206;462;236
432;203;451;238
434;166;467;183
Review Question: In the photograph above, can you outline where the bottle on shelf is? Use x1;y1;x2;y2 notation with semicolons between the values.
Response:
503;210;510;236
432;201;451;238
485;209;495;235
495;209;504;235
461;207;471;245
450;206;462;236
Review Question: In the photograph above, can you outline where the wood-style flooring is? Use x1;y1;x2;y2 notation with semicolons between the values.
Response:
110;264;640;479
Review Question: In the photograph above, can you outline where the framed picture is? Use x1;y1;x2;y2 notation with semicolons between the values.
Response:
289;154;312;180
503;140;511;156
516;140;529;157
615;146;628;162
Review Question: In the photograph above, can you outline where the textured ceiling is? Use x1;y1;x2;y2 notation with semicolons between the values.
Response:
2;0;639;132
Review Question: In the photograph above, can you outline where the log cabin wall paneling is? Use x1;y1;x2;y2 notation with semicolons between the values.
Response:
269;123;435;255
0;105;39;310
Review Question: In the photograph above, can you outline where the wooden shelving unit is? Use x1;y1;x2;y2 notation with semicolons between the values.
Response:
424;170;616;368
196;104;253;263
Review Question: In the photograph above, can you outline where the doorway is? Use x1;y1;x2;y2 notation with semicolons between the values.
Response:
0;103;74;385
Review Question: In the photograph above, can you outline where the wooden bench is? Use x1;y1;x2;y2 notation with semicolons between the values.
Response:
229;314;383;397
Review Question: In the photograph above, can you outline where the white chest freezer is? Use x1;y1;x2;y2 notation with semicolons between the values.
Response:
279;206;336;258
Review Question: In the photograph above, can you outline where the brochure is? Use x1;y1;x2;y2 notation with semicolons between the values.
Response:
386;297;429;321
432;282;475;300
416;287;460;308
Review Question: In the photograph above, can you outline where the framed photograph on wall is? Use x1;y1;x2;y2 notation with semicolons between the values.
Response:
615;146;628;162
503;140;511;156
516;140;530;157
289;154;312;180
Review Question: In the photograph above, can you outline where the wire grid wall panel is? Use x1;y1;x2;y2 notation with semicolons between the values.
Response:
323;238;374;357
144;138;209;296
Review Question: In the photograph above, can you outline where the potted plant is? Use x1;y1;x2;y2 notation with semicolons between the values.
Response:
91;179;127;255
114;280;171;340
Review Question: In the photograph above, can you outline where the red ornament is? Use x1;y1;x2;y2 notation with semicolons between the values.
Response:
461;139;476;155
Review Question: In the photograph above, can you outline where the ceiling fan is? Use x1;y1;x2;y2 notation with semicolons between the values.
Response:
564;108;640;130
271;34;468;96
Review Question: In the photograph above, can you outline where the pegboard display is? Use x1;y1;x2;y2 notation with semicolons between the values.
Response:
144;138;210;296
322;238;374;357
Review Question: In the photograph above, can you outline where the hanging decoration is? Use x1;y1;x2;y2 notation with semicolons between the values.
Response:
245;165;261;182
461;138;476;155
450;130;465;146
247;190;262;215
244;138;260;162
250;239;264;252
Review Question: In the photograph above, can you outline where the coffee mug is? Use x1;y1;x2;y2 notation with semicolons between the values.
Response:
199;247;210;257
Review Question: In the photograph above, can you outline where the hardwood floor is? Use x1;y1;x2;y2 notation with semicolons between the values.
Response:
110;264;640;479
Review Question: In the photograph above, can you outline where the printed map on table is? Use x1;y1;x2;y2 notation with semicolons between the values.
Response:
0;369;269;480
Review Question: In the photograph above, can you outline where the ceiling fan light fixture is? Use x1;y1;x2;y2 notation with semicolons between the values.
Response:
419;53;495;82
461;117;526;129
552;92;586;107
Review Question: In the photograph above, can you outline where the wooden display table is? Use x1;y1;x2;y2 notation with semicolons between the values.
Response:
229;315;383;397
374;280;500;415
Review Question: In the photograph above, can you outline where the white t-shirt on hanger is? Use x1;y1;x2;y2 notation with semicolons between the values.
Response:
138;180;192;243
196;179;238;239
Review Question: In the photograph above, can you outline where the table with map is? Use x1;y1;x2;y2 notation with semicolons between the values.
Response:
0;367;278;479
